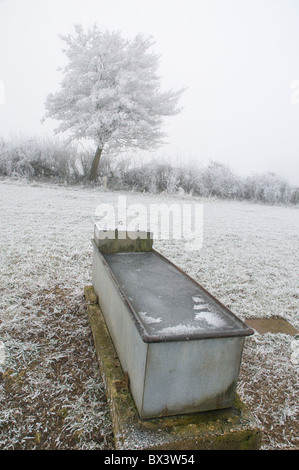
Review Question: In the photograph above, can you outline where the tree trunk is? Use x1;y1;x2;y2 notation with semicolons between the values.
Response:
89;146;103;181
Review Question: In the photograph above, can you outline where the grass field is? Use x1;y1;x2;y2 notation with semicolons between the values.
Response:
0;178;298;449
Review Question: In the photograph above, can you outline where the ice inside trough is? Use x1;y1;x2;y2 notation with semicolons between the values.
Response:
103;251;250;341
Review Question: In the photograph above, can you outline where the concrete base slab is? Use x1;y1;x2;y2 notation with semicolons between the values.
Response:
246;318;298;336
84;286;262;450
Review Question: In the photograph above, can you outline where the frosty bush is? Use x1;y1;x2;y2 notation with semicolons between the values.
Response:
121;160;180;194
0;138;34;177
240;172;293;205
0;134;297;205
121;158;297;205
0;135;94;182
199;161;240;198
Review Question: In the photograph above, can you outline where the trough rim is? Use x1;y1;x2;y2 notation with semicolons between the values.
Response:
92;240;254;343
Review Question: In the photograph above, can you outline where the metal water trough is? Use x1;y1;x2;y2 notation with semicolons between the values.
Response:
92;228;254;420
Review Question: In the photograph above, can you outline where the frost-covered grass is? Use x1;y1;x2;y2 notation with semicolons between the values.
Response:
0;178;298;449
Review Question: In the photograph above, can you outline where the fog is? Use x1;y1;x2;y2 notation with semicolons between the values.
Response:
1;0;299;184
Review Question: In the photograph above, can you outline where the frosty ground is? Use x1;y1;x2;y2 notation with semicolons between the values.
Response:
0;179;298;450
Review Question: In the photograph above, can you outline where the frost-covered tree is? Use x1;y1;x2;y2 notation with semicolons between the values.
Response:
43;24;184;181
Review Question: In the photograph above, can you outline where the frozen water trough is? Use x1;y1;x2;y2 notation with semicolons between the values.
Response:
92;228;254;420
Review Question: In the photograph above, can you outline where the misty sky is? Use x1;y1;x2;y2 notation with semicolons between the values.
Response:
1;0;299;184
